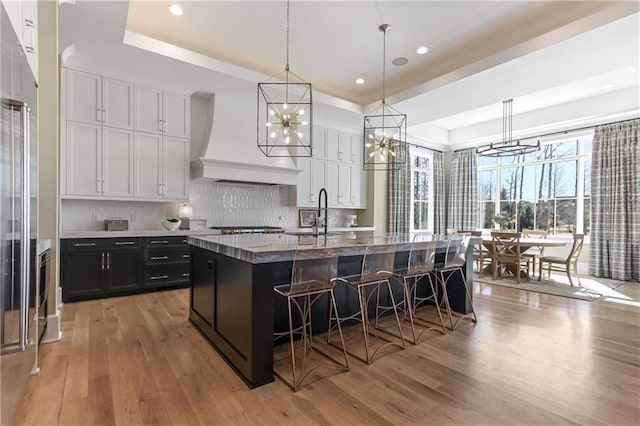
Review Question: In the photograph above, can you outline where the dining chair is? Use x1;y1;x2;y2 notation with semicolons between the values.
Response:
491;231;530;283
329;237;405;364
434;235;478;330
538;233;585;287
459;230;491;277
522;229;548;278
273;247;349;391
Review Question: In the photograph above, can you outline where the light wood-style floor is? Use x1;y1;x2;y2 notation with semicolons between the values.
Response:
14;280;640;425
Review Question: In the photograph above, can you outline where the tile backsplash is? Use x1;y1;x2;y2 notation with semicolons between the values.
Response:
62;180;353;231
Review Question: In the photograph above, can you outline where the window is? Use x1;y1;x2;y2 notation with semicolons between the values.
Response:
411;148;434;233
477;134;592;235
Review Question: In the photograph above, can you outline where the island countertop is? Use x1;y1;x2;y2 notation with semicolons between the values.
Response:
186;233;452;264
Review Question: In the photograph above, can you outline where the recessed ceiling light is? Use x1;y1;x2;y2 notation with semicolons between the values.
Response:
601;83;614;89
355;78;365;85
392;57;408;66
168;4;183;16
417;46;429;55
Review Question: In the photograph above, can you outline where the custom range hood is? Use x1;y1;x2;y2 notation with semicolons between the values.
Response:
190;93;301;185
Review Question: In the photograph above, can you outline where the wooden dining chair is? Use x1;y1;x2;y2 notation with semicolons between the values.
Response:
538;234;585;286
491;231;530;283
522;229;548;278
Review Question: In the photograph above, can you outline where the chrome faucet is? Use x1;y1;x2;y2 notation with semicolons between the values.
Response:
318;188;328;236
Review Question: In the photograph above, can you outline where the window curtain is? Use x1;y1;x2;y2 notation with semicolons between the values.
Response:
447;149;477;231
589;119;640;281
387;142;411;234
432;151;446;234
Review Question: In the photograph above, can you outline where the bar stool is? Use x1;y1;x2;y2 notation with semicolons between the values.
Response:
398;234;447;343
435;235;478;330
329;237;405;364
273;247;349;392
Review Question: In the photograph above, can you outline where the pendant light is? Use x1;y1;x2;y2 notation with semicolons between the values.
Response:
363;24;408;171
476;99;540;157
257;0;313;157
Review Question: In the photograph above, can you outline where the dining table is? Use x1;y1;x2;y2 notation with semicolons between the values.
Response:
481;236;567;279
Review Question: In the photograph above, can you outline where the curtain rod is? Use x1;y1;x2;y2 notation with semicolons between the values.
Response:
455;116;640;153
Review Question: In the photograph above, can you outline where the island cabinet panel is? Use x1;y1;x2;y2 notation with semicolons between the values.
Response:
190;249;216;328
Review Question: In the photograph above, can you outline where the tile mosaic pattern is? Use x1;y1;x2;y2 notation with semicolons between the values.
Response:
62;180;354;231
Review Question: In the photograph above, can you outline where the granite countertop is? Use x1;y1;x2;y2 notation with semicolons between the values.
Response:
60;229;222;239
188;233;452;264
283;226;375;234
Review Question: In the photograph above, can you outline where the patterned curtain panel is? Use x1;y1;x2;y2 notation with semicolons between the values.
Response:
589;119;640;281
447;149;477;231
387;142;411;234
432;151;446;234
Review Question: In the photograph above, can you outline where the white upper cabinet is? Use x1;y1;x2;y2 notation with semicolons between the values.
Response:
312;127;327;159
102;78;134;129
135;86;163;134
2;0;37;80
326;129;339;162
67;70;101;125
135;87;190;138
337;133;351;163
163;92;190;138
350;134;363;164
62;67;190;202
67;69;133;129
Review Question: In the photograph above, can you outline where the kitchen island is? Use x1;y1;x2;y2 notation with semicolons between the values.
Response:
187;233;475;388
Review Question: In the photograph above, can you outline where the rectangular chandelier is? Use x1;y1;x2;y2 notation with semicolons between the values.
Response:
363;102;408;171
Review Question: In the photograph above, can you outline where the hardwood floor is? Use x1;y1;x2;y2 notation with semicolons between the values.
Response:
13;281;640;425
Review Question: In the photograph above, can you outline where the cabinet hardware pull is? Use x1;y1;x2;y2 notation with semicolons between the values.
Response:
150;275;168;280
106;252;110;270
97;107;101;122
150;240;168;244
24;19;34;26
101;252;105;270
24;46;35;54
182;254;190;258
74;242;97;247
181;273;190;277
96;179;101;193
114;241;135;245
150;256;169;260
158;119;162;132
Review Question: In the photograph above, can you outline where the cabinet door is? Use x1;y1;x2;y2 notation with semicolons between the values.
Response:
326;162;339;207
337;163;351;206
163;92;190;138
102;78;134;129
337;132;351;162
295;157;314;207
351;134;363;164
312;127;327;159
326;129;339;162
135;86;163;134
62;251;104;302
102;128;134;197
65;122;102;196
67;70;101;125
162;136;189;200
134;132;163;199
106;249;141;292
350;165;365;207
21;0;37;79
310;158;327;200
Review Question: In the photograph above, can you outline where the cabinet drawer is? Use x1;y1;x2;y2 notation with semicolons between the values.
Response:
146;247;191;264
144;263;191;288
144;236;188;247
65;237;141;251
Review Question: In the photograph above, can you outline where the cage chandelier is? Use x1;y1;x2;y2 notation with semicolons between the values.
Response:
363;24;408;171
257;0;313;157
476;99;540;157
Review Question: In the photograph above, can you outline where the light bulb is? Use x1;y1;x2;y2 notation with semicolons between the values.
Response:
283;129;288;135
299;109;305;116
270;132;276;138
266;122;271;127
285;136;290;144
301;121;308;126
369;152;375;158
283;103;288;110
296;131;303;137
369;134;374;139
366;142;372;148
269;109;275;116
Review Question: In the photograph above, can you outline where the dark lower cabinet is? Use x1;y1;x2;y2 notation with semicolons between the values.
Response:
62;236;190;303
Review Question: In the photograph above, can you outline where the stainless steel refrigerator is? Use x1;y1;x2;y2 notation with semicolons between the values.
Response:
0;3;38;424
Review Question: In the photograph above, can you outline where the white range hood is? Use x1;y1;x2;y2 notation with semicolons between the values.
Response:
190;92;301;185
